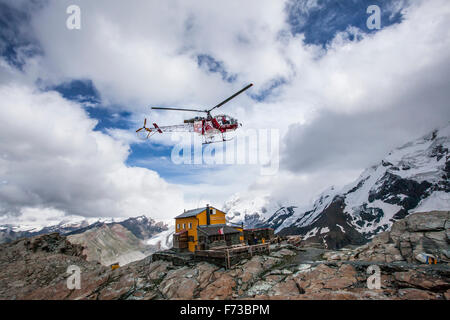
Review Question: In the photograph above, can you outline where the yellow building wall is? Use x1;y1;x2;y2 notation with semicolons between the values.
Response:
175;207;227;252
196;208;226;226
175;216;199;252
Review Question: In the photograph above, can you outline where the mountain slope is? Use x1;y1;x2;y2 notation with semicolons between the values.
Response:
0;215;167;244
0;215;169;266
67;223;158;266
225;124;450;249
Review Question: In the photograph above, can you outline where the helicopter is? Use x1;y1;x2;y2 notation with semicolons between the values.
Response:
136;84;253;144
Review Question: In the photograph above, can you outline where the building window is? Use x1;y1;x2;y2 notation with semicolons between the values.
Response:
177;224;180;230
182;223;185;229
211;209;216;215
188;222;192;229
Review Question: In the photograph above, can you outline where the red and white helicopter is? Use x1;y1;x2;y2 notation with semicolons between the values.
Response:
136;84;253;144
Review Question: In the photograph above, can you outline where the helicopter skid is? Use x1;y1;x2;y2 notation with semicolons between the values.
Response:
202;136;234;145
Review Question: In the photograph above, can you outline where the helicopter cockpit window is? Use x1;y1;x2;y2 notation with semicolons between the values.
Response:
217;115;229;125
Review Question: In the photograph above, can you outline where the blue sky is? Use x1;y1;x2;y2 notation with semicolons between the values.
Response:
286;0;405;45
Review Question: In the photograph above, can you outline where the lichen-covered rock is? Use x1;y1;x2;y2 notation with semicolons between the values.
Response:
392;211;450;262
326;211;449;264
159;267;199;299
270;248;296;258
199;273;235;300
147;260;171;280
270;278;300;296
239;255;264;287
393;271;449;291
397;288;439;300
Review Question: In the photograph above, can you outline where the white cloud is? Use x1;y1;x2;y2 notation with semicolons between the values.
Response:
1;0;450;222
0;83;185;220
223;0;450;206
26;0;287;113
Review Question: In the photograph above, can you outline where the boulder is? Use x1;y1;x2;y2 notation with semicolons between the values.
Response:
270;279;301;296
195;262;218;289
270;248;296;258
239;256;264;286
359;211;450;263
393;271;449;291
199;273;236;300
397;288;439;300
159;267;199;299
147;260;171;280
406;211;448;232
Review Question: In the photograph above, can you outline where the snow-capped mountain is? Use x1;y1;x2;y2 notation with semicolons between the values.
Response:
0;214;170;266
222;193;285;228
224;124;450;249
0;215;168;244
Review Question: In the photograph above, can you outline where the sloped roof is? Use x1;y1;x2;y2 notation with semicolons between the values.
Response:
197;224;240;236
175;207;207;219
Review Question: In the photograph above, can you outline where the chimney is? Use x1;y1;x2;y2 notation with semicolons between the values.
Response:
206;204;210;225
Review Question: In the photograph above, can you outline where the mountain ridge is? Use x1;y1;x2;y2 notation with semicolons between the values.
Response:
0;215;168;244
224;123;450;249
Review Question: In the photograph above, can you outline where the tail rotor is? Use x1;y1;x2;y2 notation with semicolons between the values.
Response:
136;118;152;139
136;118;163;140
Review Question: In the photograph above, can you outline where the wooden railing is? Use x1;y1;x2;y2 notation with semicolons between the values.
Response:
194;243;270;269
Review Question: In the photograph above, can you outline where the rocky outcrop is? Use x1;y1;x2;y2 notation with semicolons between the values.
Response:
23;232;86;257
323;211;449;264
390;211;449;263
0;221;449;300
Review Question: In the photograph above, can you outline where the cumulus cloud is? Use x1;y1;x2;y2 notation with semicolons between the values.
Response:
1;0;449;222
25;0;287;112
223;0;450;205
281;0;450;174
0;82;185;220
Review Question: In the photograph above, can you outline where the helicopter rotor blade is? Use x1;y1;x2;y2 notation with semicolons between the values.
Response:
136;127;144;133
208;83;253;113
151;107;207;113
144;118;147;127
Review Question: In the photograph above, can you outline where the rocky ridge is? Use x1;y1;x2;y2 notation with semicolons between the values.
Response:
0;211;448;300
